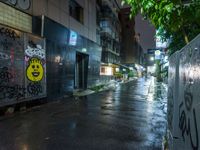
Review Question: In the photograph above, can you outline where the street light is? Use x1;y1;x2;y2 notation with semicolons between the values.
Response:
150;56;154;61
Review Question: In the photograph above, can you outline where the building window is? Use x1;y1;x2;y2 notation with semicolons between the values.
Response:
100;66;113;76
101;67;105;73
69;0;84;24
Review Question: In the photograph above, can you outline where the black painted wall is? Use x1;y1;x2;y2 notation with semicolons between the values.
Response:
33;17;102;99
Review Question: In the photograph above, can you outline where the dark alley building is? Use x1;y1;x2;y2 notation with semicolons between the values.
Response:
0;0;157;108
0;0;102;106
119;8;144;66
1;0;200;150
119;8;144;76
0;1;170;150
97;0;122;79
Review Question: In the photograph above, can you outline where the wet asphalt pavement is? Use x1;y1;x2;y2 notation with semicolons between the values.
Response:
0;77;167;150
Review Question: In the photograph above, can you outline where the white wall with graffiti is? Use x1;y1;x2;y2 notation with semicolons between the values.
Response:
168;34;200;150
0;25;46;106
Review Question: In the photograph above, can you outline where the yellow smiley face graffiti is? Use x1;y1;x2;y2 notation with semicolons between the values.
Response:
26;58;44;82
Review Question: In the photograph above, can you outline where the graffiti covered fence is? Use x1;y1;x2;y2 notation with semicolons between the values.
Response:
168;34;200;150
0;25;46;107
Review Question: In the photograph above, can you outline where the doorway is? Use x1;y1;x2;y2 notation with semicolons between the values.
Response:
75;52;89;89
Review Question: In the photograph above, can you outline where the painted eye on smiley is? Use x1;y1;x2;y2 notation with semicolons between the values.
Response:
27;58;44;82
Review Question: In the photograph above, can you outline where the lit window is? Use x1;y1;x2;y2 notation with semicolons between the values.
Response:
100;66;113;76
101;67;105;73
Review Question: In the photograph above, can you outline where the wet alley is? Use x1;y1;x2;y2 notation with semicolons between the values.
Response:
0;77;167;150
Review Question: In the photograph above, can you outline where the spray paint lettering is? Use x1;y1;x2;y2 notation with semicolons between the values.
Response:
1;39;12;51
25;45;45;59
0;67;13;83
0;67;25;100
0;27;20;40
0;52;10;60
27;82;42;96
179;83;199;150
0;85;26;100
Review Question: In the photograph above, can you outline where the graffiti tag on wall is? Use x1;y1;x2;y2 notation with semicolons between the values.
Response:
0;27;20;40
179;87;199;150
167;35;200;150
25;41;45;97
0;26;25;101
178;55;199;150
26;58;44;82
0;25;46;105
25;45;45;59
0;67;13;83
0;67;26;100
27;82;42;96
0;52;9;60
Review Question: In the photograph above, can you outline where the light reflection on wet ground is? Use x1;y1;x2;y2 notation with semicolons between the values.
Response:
0;76;167;150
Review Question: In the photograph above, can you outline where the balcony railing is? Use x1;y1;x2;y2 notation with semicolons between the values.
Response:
102;47;120;56
100;0;118;18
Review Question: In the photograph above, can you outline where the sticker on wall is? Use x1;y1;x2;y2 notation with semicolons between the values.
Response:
69;30;77;46
26;57;44;82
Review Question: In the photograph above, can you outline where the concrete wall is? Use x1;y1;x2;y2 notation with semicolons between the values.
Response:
168;34;200;150
167;51;180;150
32;0;97;43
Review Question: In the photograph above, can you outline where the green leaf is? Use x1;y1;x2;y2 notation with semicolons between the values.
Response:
123;0;200;55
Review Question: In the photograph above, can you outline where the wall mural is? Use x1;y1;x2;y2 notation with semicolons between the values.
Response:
26;57;44;82
25;35;46;98
0;25;46;106
0;67;26;100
